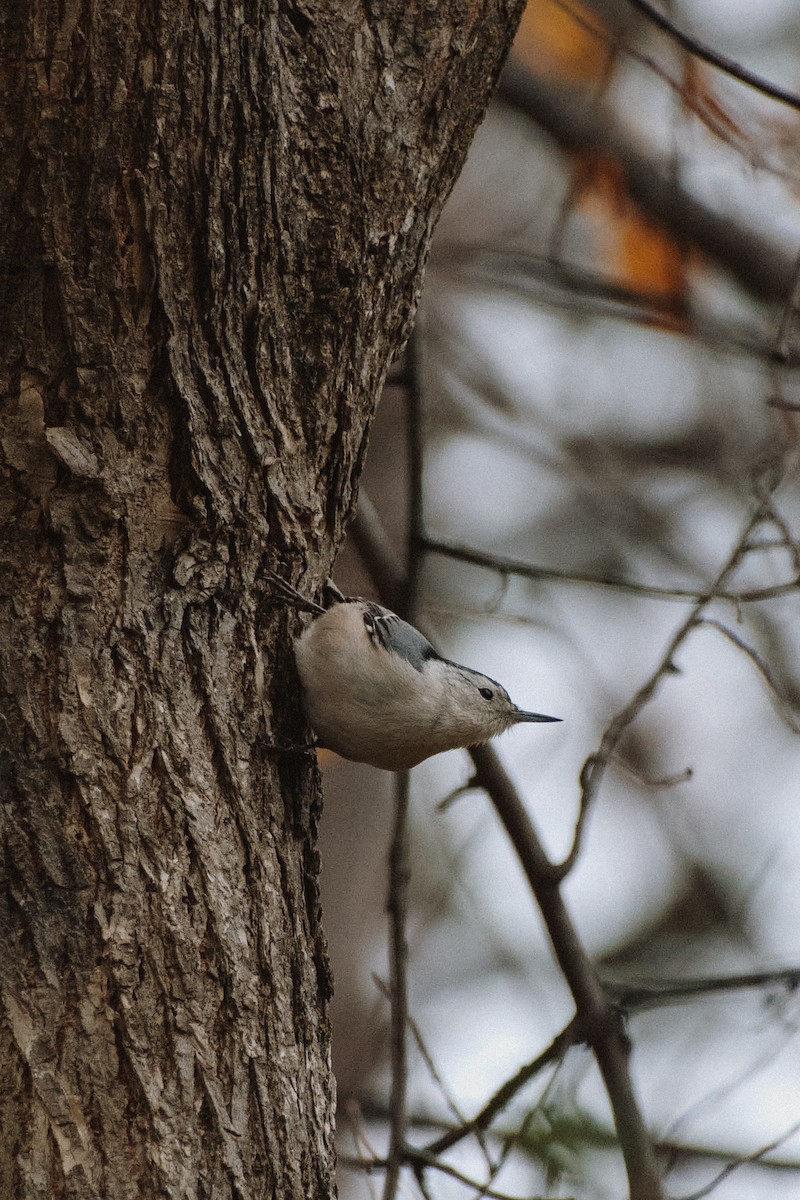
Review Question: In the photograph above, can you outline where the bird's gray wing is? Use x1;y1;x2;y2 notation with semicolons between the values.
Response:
362;604;439;673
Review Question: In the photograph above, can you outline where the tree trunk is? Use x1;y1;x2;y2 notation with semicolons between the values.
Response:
0;2;523;1196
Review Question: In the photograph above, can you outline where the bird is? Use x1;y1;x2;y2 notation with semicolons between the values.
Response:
281;577;560;771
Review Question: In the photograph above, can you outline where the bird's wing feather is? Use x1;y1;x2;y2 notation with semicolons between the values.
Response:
362;604;439;673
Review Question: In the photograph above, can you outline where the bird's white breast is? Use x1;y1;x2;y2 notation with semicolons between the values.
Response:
294;604;466;769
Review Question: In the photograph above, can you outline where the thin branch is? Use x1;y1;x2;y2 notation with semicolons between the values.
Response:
555;502;772;880
624;0;800;114
411;1162;436;1200
420;534;800;605
605;755;693;792
433;245;779;361
742;533;800;555
382;771;412;1200
610;966;800;1011
408;1014;494;1171
483;1102;551;1200
763;506;800;575
352;1146;559;1200
679;1115;800;1200
382;322;427;1200
437;775;482;813
342;1100;383;1200
467;743;668;1200
549;0;800;161
698;618;800;733
421;1018;581;1157
373;974;493;1169
658;1138;800;1175
348;1104;800;1173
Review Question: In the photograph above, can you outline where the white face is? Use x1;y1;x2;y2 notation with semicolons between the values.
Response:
442;665;523;741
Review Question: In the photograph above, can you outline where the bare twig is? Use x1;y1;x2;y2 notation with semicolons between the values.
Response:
343;1099;382;1200
351;1146;559;1200
555;503;773;880
422;1018;581;1157
382;324;427;1200
538;0;786;186
762;506;800;575
679;1115;800;1200
382;773;412;1200
606;755;693;791
437;776;482;812
434;246;777;360
698;618;800;733
411;1162;436;1200
349;1104;800;1174
420;534;800;605
373;974;493;1169
408;1014;494;1170
483;1101;551;1200
468;743;667;1200
624;0;800;113
610;966;800;1010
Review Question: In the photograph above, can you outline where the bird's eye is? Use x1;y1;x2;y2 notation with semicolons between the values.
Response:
479;687;493;701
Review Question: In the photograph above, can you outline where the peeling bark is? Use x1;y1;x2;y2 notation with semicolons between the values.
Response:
0;2;524;1196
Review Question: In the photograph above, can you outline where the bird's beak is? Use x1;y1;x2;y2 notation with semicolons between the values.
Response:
513;709;562;724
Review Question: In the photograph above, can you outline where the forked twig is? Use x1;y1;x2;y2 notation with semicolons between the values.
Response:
555;502;775;881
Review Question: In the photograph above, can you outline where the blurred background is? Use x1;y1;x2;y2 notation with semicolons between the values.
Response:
321;3;800;1196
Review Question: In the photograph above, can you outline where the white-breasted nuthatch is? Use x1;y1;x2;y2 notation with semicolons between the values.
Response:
285;580;560;771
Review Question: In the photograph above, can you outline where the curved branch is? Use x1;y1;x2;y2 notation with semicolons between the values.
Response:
420;533;800;605
625;0;800;113
555;502;772;880
421;1018;581;1157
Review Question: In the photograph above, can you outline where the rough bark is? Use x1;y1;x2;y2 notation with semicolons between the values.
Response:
0;2;524;1197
